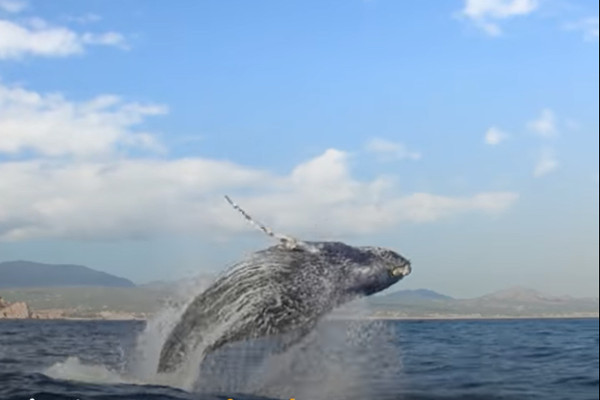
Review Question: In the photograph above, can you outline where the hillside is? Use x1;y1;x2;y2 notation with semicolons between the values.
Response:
0;273;213;319
0;261;134;288
360;287;599;319
0;287;166;316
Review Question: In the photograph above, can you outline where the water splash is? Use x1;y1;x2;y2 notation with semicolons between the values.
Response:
191;318;404;400
127;275;216;389
43;275;405;400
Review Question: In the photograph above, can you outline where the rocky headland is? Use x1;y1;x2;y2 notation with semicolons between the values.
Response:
0;295;147;320
0;296;31;319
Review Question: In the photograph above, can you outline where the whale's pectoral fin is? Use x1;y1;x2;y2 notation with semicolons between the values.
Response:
157;331;191;373
225;195;317;253
157;314;210;373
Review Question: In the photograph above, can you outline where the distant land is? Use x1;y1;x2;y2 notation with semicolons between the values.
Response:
349;286;599;320
0;261;134;288
0;260;598;320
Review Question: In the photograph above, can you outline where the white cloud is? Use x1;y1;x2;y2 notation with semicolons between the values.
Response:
0;152;519;241
564;17;599;41
460;0;539;36
533;148;558;177
0;84;167;157
365;138;421;161
389;192;519;223
527;110;560;177
462;0;538;19
0;0;26;13
0;17;126;59
0;84;519;241
527;108;557;138
484;126;508;145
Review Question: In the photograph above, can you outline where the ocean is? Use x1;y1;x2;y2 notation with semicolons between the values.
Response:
0;318;597;400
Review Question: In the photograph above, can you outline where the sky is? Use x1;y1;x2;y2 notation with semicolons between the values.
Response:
0;0;598;298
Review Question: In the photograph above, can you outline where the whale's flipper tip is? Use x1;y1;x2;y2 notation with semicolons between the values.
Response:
224;195;314;252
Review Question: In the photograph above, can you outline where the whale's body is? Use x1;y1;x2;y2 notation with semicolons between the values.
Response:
157;241;411;373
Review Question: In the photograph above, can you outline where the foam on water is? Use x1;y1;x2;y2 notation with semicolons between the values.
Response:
44;356;136;385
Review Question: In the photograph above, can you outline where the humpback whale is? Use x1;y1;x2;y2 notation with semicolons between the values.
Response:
157;197;411;373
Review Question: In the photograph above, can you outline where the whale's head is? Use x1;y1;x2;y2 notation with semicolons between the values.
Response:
311;241;411;299
355;245;412;295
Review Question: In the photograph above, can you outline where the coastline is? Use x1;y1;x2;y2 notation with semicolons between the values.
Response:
328;313;599;321
2;291;597;322
1;313;597;322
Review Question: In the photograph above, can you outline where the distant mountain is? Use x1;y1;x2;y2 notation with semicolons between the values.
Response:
462;287;599;316
478;287;573;302
362;286;599;319
0;261;134;288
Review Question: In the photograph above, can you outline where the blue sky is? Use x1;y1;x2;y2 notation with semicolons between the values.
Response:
0;0;598;297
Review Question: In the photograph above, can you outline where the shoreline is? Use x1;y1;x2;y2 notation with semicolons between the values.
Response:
328;314;599;321
1;314;597;322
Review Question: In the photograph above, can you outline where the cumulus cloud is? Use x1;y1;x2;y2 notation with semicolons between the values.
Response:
526;109;560;177
0;16;126;59
527;108;557;138
0;84;519;241
533;148;558;177
365;138;421;161
484;126;508;145
0;86;518;241
0;84;167;157
0;152;519;241
564;17;599;41
459;0;538;36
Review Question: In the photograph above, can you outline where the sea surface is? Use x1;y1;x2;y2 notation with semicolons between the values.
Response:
0;318;597;400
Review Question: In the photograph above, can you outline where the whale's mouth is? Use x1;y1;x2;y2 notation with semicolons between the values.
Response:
389;264;411;278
